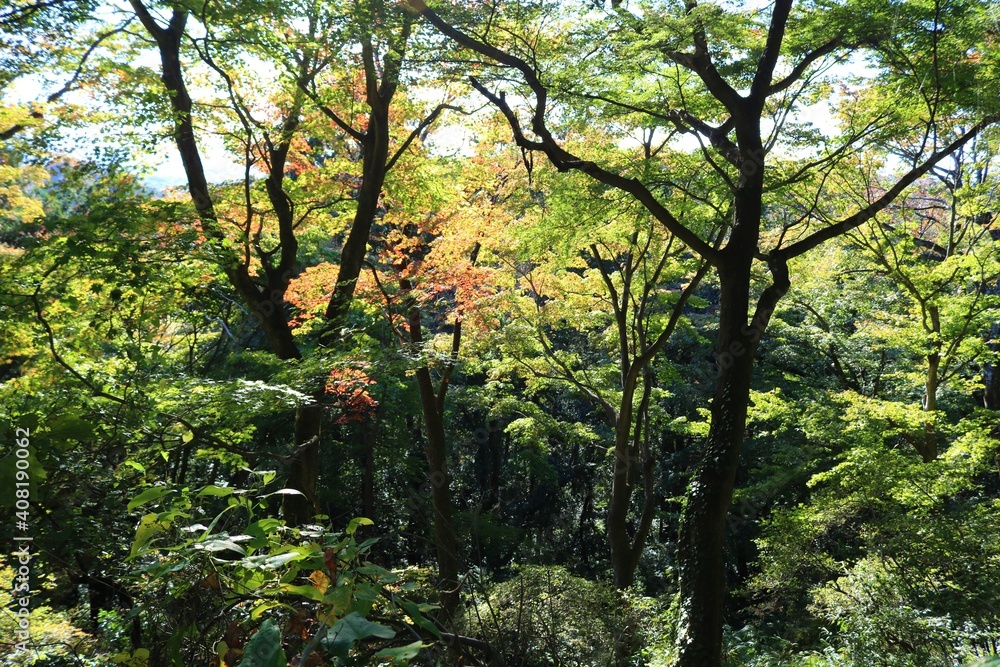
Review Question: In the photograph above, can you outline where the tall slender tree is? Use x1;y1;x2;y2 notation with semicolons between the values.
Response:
128;0;459;525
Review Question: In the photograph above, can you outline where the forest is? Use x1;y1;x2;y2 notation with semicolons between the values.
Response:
1;0;999;665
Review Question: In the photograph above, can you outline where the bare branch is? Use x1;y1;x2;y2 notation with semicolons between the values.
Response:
386;103;466;172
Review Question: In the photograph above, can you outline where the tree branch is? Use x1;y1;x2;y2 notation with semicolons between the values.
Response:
300;84;365;142
768;36;845;95
413;0;719;264
1;23;131;141
774;117;998;261
666;0;744;116
749;0;793;107
386;103;465;172
570;90;740;165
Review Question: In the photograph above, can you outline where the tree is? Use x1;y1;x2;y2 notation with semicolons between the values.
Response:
6;1;1000;664
484;150;713;587
126;0;458;525
362;165;484;616
842;157;999;462
409;0;1000;662
129;0;327;523
0;162;241;654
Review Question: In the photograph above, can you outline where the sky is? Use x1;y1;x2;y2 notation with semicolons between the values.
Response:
6;1;873;192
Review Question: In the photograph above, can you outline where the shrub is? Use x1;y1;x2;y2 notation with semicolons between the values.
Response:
464;565;663;667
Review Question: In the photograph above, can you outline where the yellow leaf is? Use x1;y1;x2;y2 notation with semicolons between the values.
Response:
308;569;330;594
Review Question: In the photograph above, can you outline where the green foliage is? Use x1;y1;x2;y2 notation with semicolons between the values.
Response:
3;1;1000;666
125;474;443;664
237;620;285;667
809;557;969;667
755;409;1000;664
0;561;97;666
464;565;664;667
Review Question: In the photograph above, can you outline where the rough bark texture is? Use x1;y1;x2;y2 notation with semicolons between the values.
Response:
676;261;755;664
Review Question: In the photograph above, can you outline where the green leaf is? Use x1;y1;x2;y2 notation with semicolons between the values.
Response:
346;517;374;535
322;611;396;657
199;538;246;555
127;486;171;511
47;414;95;445
130;513;171;557
279;583;326;602
237;619;286;667
246;518;283;539
358;537;380;550
216;640;229;665
249;601;285;620
198;504;237;539
259;551;306;569
374;641;425;664
197;485;234;497
265;488;305;498
324;582;354;616
399;599;441;639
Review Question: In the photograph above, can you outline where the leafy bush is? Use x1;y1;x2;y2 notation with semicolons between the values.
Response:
464;565;664;667
808;557;993;667
126;473;441;666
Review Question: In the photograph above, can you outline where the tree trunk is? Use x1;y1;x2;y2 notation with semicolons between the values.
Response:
398;276;462;616
675;260;756;666
282;400;324;525
362;419;376;520
415;365;461;616
674;242;788;665
603;256;706;590
286;111;391;524
983;285;1000;409
476;418;502;511
917;304;941;463
608;371;656;589
608;379;639;588
921;352;940;463
129;2;324;526
322;110;391;340
984;343;1000;409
